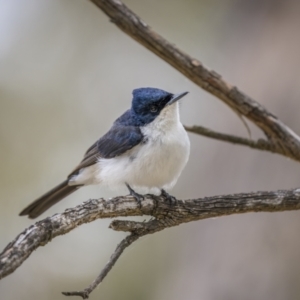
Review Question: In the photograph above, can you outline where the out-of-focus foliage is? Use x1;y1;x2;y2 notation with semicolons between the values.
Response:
1;0;300;299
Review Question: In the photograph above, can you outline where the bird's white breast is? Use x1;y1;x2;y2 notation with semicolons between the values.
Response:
97;103;190;191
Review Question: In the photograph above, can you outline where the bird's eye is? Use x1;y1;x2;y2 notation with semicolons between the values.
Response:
150;105;158;112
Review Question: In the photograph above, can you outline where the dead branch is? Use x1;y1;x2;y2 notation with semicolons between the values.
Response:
2;188;300;298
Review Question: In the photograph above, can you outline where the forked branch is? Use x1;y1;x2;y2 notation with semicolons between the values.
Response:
2;189;300;297
89;0;300;160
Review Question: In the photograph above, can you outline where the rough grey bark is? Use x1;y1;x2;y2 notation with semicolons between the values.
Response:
2;189;300;298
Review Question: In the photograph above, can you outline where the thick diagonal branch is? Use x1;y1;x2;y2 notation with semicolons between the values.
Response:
89;0;300;160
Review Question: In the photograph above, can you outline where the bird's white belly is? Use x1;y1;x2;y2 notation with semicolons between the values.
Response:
97;123;190;190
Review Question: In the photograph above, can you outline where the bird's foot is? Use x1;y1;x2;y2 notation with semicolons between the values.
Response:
160;189;177;205
126;183;144;208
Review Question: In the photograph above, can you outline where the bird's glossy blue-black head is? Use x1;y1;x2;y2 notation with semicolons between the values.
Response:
130;87;187;126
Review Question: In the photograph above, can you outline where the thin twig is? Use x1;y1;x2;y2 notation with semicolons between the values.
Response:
89;0;300;160
62;233;140;299
185;125;274;152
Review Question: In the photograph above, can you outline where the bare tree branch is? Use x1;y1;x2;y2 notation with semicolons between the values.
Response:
2;188;300;297
2;1;300;299
89;0;300;161
185;125;275;153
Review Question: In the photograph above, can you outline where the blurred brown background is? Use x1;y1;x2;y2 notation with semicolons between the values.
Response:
1;0;300;299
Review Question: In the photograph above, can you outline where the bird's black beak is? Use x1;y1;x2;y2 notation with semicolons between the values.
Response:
167;91;189;106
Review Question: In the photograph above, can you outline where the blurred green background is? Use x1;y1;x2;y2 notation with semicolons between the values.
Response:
1;0;300;299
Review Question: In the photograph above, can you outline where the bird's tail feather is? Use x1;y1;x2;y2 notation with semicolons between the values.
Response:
19;180;81;219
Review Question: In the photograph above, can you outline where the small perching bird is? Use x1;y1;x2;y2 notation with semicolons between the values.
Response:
20;87;190;218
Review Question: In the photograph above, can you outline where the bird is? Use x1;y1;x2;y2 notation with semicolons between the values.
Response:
20;87;190;218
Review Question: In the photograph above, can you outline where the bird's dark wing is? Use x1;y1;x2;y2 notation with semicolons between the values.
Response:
68;125;143;177
97;125;143;158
